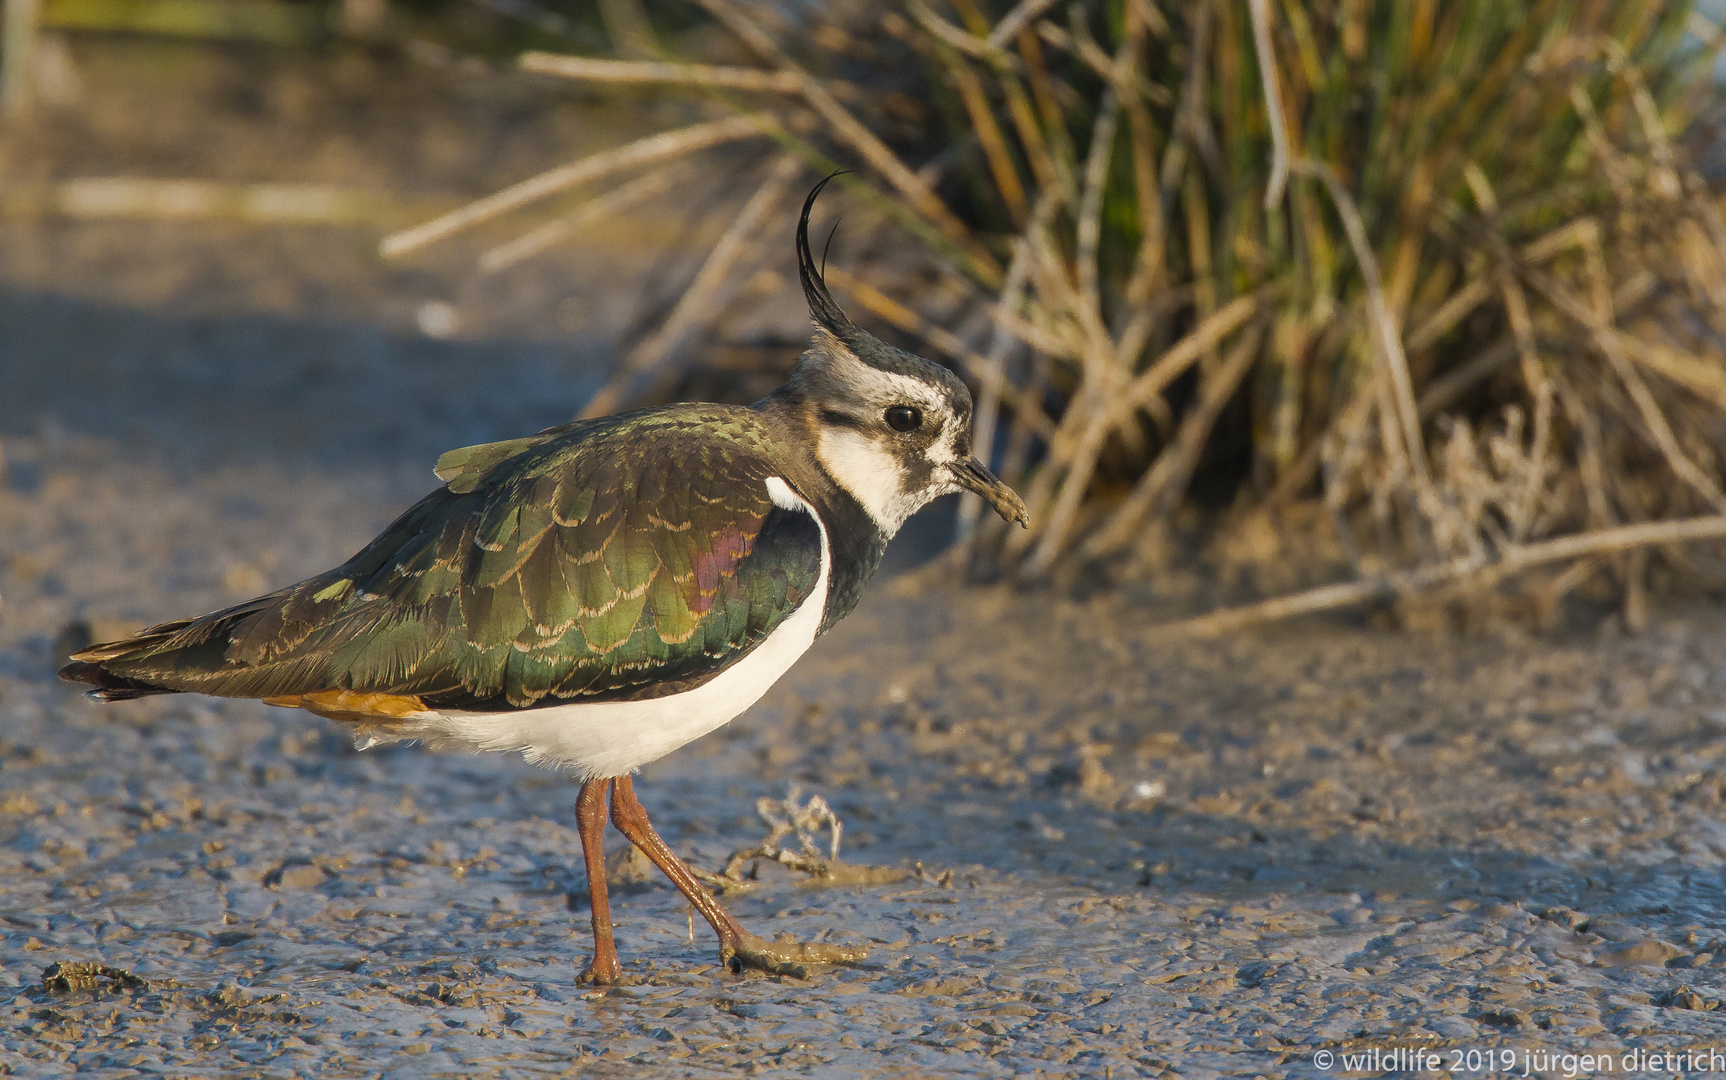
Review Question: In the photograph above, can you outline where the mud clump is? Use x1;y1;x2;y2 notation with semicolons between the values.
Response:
41;962;146;994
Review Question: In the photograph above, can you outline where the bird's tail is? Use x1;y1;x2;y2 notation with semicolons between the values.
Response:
55;593;283;701
59;617;209;700
59;663;175;700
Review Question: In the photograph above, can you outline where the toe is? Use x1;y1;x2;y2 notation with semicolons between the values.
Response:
577;962;622;986
726;929;868;978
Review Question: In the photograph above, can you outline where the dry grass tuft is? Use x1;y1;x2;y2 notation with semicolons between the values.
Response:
387;0;1726;628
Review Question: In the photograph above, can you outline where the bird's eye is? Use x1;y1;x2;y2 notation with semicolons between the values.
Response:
884;405;922;432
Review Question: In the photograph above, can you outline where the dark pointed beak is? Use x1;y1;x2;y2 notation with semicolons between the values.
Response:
953;458;1029;527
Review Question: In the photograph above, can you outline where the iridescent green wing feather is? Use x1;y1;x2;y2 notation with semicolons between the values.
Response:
72;407;824;709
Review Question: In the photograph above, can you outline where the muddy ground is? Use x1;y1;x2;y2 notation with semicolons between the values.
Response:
6;38;1726;1080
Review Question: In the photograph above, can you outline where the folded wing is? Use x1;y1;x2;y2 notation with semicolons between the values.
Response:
62;408;824;712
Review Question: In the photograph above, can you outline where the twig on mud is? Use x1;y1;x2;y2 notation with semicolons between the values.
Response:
1145;514;1726;642
694;786;910;893
758;787;842;862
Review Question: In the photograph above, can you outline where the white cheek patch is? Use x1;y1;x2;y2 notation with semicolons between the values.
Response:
815;346;972;534
816;427;919;536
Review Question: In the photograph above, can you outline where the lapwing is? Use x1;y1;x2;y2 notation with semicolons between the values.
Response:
59;176;1029;983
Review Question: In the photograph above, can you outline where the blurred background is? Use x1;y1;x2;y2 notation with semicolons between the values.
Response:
7;0;1726;628
10;8;1726;1069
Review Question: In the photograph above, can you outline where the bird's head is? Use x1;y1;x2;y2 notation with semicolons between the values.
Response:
783;178;1029;538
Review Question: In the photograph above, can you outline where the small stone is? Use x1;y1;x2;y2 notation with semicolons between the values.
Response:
265;862;328;890
1603;939;1685;967
206;980;253;1009
605;844;657;891
1540;906;1589;931
1657;985;1715;1011
41;961;146;993
415;302;458;339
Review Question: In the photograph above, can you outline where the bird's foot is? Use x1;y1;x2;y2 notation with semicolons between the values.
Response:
720;928;868;978
576;956;623;986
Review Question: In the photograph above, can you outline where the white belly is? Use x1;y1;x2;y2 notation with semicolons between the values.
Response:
392;477;829;779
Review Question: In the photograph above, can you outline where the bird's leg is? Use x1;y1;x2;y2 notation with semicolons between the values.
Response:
607;775;867;976
574;776;622;985
607;776;742;943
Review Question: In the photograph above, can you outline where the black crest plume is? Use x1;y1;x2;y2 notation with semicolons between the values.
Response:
797;173;858;339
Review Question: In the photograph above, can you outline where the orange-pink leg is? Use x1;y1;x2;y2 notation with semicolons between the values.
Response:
607;775;749;965
574;777;620;985
607;775;868;975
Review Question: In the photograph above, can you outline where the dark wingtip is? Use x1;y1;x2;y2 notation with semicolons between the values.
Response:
797;172;858;339
57;659;174;701
58;659;102;686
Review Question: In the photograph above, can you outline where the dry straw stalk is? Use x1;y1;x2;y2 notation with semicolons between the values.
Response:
387;0;1726;627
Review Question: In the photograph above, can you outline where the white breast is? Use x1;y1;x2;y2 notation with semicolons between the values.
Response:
398;477;829;779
